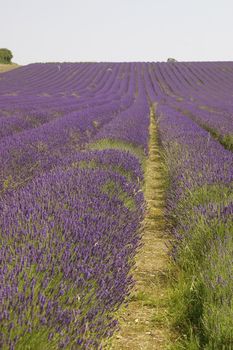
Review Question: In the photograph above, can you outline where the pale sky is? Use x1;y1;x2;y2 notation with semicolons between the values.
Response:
1;0;233;64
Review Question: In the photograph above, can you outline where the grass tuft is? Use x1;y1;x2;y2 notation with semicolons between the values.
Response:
88;138;146;169
169;182;233;349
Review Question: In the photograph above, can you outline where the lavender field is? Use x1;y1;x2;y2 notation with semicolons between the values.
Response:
0;62;233;349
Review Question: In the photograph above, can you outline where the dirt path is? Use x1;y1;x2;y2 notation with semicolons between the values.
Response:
110;106;172;349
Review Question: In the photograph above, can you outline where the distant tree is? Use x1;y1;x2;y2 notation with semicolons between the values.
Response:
0;48;13;64
167;58;177;63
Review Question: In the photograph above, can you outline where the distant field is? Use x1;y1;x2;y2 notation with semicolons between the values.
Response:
0;62;232;349
0;63;20;73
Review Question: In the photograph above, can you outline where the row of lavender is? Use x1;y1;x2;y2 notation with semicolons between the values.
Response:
155;63;233;348
0;63;140;192
0;63;134;141
0;63;150;349
151;62;233;150
2;61;233;144
1;153;145;349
